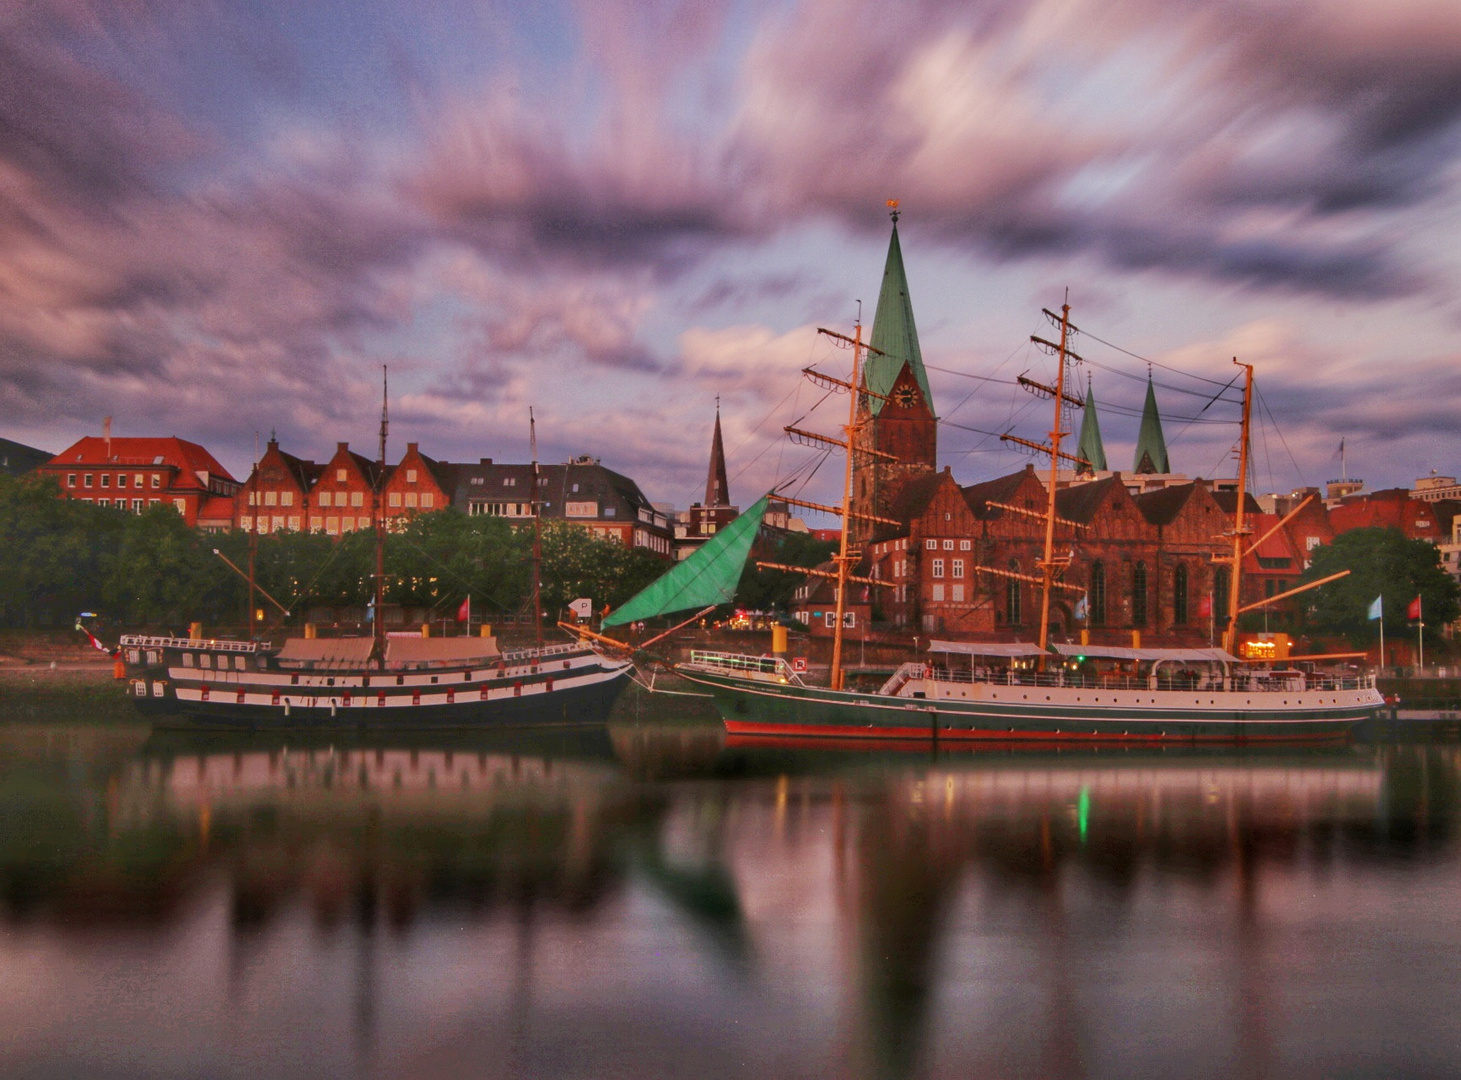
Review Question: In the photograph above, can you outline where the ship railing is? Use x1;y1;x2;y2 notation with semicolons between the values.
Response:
118;634;268;653
688;650;803;683
925;666;1375;693
499;642;582;664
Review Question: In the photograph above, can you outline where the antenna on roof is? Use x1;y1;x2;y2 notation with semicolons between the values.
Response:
378;366;389;470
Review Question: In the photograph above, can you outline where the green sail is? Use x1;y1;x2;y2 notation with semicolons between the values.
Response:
603;495;769;627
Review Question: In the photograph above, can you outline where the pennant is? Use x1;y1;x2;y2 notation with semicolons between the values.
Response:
456;596;471;623
1368;596;1383;621
1408;595;1422;621
568;598;592;618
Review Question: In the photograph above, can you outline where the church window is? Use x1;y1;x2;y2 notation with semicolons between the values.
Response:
1175;565;1191;625
1090;561;1107;626
1132;562;1148;627
932;558;945;579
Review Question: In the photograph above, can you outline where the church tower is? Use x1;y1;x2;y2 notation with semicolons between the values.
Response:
688;400;738;543
1075;374;1107;475
1133;374;1170;475
850;205;937;545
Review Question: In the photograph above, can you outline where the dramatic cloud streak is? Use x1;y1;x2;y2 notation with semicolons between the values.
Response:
2;0;1461;505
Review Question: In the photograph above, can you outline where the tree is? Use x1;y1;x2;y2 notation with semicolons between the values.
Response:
0;474;122;625
1301;527;1460;642
735;531;837;611
105;504;235;625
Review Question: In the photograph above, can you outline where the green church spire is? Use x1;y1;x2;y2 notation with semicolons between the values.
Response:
1076;375;1106;473
1133;373;1169;474
863;209;932;416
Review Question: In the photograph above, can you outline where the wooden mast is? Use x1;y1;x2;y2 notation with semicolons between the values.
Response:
1222;358;1253;655
372;366;388;669
828;319;866;692
1036;302;1074;657
529;407;544;652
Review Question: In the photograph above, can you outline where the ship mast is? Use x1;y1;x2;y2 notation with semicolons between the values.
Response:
828;319;867;692
529;407;544;652
1222;359;1253;655
372;366;388;669
1036;303;1074;656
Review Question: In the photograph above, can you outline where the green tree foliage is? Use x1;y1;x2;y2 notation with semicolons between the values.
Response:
0;474;122;624
105;505;243;626
1301;527;1460;641
538;521;666;620
735;531;838;611
387;511;529;617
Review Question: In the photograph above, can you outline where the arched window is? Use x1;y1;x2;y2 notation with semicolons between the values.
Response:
1090;561;1107;626
1007;559;1022;625
1132;561;1148;627
1174;564;1189;626
1214;567;1230;623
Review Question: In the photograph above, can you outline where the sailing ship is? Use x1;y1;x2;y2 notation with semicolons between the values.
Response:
604;305;1383;742
116;388;632;728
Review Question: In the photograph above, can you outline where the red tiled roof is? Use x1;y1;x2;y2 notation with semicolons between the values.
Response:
49;437;237;489
197;495;237;523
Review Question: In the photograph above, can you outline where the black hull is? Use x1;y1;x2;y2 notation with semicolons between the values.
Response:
133;668;632;730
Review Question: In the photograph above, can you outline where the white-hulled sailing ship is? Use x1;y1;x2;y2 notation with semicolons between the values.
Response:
117;390;632;728
603;257;1382;741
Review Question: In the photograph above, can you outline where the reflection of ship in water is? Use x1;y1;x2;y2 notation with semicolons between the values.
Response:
3;723;1461;1080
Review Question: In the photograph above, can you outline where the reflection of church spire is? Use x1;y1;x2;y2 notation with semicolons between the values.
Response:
1133;373;1169;474
705;398;729;507
1075;374;1106;474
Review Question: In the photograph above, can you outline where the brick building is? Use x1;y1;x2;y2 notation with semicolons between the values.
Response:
42;436;239;527
238;438;322;534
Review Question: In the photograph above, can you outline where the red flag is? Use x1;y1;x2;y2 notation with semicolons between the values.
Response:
1197;594;1212;619
456;596;470;623
1408;595;1422;621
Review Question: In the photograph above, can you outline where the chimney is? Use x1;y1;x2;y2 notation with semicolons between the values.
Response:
337;442;349;452
407;442;418;453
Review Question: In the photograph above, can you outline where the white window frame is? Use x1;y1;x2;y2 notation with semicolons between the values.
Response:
932;558;945;579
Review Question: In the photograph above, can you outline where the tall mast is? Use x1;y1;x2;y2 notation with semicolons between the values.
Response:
373;366;388;668
1222;359;1253;655
829;319;866;691
1036;302;1074;656
529;407;544;652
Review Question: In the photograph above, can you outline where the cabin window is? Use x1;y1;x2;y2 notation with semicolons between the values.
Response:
1090;561;1107;626
235;656;246;670
199;653;212;669
1175;564;1191;625
182;653;194;667
1132;562;1148;627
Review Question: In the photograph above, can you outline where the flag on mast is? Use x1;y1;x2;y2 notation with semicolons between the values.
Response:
456;595;471;623
1368;596;1383;620
1408;595;1422;621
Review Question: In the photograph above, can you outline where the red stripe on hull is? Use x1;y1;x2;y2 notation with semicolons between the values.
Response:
722;720;1349;744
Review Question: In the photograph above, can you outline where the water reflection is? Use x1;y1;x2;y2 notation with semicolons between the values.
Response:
0;721;1458;1079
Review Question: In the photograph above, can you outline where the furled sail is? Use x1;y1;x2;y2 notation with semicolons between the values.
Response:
602;495;769;627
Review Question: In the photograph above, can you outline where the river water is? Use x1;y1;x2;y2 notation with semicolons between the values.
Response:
0;717;1458;1079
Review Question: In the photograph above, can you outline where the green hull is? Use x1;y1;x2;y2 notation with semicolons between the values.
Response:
678;667;1379;743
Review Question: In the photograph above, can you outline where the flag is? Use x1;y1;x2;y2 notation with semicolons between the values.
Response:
1368;596;1383;620
76;621;111;654
456;595;470;623
569;598;592;618
1074;595;1089;620
366;598;374;622
1197;594;1212;619
1408;595;1422;621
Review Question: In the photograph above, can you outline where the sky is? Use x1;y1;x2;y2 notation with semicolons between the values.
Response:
5;0;1461;515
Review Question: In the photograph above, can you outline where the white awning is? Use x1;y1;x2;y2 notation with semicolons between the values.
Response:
1051;643;1240;663
927;640;1049;658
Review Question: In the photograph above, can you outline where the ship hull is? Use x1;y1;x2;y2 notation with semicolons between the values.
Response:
677;666;1380;743
120;636;633;730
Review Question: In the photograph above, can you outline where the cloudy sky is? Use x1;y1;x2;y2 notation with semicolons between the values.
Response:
5;0;1461;513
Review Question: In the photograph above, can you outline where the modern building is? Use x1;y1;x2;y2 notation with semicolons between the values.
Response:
41;435;240;527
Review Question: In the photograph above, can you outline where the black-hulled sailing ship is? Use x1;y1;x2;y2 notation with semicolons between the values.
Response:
118;390;631;728
607;208;1382;741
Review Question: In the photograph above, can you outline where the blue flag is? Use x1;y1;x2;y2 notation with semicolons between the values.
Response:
1074;595;1089;621
1367;596;1382;621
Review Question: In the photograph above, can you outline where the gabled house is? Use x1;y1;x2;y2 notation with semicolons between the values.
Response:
312;443;388;536
42;435;239;527
237;438;322;534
